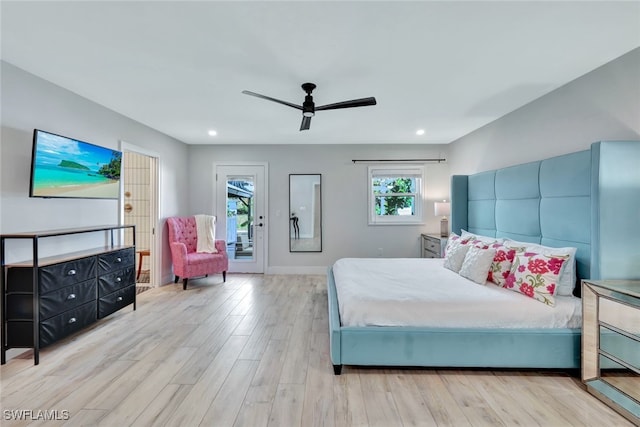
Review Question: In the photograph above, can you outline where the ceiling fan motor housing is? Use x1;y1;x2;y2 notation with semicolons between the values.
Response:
302;83;316;117
301;82;316;94
303;96;315;117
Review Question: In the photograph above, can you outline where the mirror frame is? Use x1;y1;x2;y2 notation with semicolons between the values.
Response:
289;174;322;252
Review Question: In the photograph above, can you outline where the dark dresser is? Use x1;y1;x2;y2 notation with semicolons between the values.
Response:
1;225;135;365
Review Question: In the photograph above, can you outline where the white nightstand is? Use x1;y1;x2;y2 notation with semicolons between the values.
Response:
421;234;447;258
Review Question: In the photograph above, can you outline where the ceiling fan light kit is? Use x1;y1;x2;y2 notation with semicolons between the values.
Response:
242;82;376;131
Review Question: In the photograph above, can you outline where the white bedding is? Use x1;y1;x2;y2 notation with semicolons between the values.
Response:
333;258;582;329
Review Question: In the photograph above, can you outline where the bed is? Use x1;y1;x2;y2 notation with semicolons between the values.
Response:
328;141;640;374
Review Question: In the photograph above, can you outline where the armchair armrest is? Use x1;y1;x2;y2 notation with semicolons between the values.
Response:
215;239;227;254
170;241;188;259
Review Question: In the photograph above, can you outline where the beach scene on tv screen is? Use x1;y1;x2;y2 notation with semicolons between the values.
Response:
32;131;121;198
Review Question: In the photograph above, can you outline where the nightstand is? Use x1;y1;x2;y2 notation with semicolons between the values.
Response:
582;280;640;425
421;234;446;258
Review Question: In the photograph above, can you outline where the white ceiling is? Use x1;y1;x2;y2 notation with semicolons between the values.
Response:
2;1;639;145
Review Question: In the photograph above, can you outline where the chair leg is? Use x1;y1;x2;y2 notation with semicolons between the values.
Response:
223;271;226;282
183;278;188;290
174;275;179;284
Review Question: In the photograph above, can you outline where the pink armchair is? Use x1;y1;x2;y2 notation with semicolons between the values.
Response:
167;216;228;290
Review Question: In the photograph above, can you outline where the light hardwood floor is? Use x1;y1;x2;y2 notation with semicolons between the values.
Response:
0;274;633;426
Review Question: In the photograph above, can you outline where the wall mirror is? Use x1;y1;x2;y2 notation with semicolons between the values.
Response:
289;174;322;252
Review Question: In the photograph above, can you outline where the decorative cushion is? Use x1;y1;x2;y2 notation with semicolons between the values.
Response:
469;238;493;249
444;232;467;256
504;251;567;306
459;246;497;284
504;240;577;296
462;230;503;246
487;243;521;287
443;243;471;273
460;229;476;240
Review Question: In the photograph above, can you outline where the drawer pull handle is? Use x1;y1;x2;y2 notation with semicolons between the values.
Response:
116;277;122;282
68;317;77;324
116;257;122;263
67;293;76;300
67;269;77;276
116;296;123;302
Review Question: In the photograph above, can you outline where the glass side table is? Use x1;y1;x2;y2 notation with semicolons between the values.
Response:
582;280;640;425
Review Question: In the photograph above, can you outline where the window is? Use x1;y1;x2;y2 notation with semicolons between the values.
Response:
368;165;424;225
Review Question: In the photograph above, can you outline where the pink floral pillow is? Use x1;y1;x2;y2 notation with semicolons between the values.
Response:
487;244;519;287
503;251;567;306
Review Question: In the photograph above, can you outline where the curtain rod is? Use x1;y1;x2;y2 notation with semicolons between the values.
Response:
351;158;446;164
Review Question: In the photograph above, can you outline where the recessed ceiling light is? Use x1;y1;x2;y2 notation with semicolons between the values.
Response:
208;130;218;137
416;129;425;136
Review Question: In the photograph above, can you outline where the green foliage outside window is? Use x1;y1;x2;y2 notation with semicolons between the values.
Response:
373;177;415;215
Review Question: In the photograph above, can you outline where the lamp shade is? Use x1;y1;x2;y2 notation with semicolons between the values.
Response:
434;202;451;217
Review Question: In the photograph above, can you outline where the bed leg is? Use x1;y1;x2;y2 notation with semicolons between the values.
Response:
333;365;342;375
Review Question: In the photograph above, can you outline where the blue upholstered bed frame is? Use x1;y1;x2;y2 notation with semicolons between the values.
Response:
328;141;640;374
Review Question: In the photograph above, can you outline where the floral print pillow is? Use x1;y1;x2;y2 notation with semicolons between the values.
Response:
487;244;519;287
461;230;502;248
504;251;567;306
470;238;497;250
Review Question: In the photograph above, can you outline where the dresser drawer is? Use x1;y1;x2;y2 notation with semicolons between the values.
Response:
423;249;438;258
5;298;97;347
424;239;439;253
6;257;96;293
600;329;640;371
98;248;134;273
5;279;97;321
98;267;135;296
39;301;97;347
40;257;96;293
98;285;135;318
421;234;444;258
40;279;97;320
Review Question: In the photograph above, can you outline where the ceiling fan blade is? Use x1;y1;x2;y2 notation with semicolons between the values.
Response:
300;116;312;131
315;97;377;111
242;90;302;110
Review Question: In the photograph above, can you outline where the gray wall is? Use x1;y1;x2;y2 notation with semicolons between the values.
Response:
448;48;640;176
2;47;638;276
0;61;190;281
188;144;450;273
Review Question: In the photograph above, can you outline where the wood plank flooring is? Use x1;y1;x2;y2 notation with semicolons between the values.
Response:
0;274;633;426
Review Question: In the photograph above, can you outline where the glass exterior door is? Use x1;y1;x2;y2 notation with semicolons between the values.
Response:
216;165;266;273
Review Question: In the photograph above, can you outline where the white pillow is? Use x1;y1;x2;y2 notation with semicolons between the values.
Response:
461;229;503;245
459;246;497;284
444;232;464;256
503;239;577;296
443;244;470;273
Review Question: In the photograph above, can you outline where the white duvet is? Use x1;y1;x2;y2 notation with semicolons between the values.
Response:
332;258;582;329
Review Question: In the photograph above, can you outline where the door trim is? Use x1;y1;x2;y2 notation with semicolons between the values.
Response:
213;162;269;274
120;141;161;287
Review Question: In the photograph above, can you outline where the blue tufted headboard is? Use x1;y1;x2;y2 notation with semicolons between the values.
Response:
451;141;640;288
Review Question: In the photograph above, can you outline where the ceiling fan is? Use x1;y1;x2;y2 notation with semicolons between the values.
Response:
242;83;377;131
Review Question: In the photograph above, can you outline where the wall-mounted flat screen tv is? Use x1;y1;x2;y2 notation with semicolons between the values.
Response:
30;129;122;199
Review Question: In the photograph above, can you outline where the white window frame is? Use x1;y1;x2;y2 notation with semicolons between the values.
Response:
367;164;425;225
